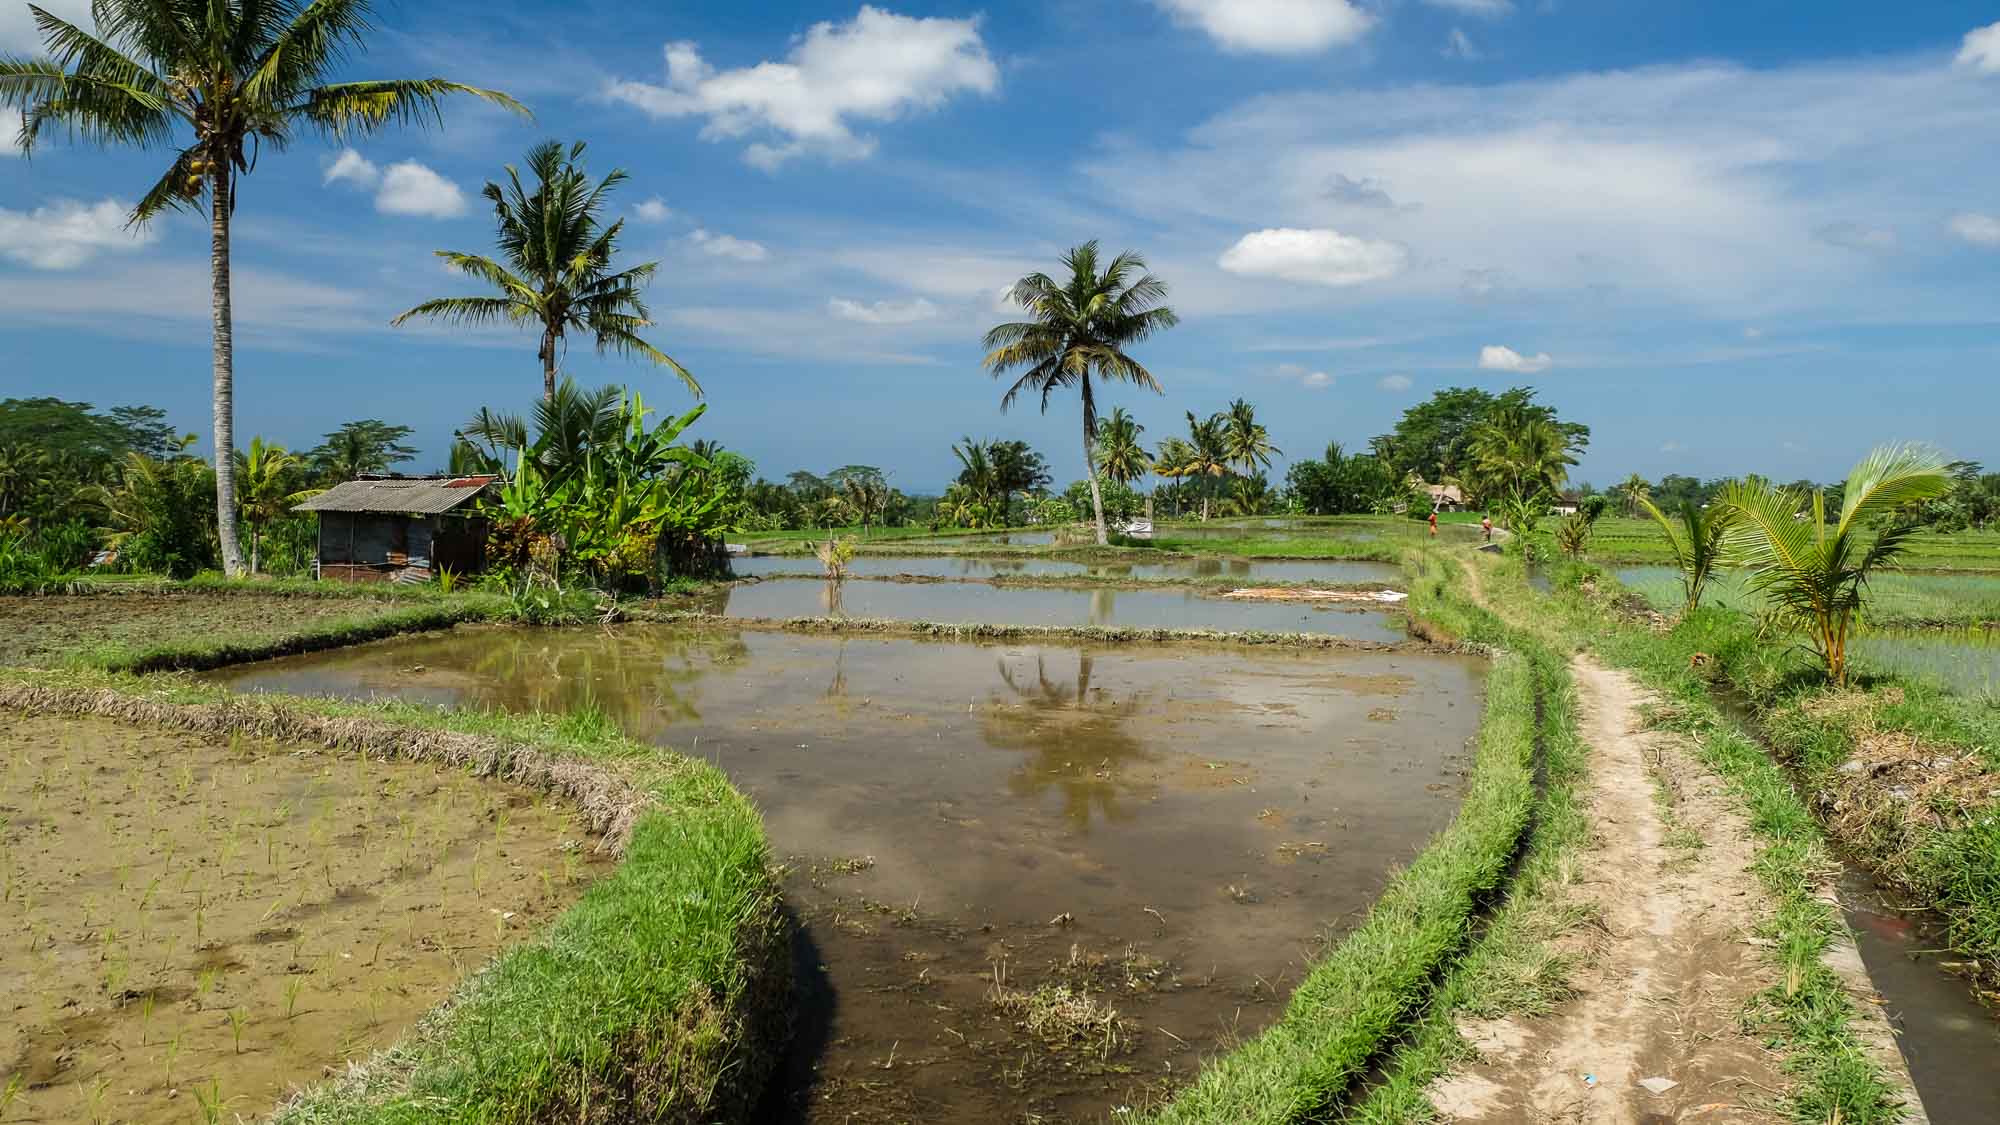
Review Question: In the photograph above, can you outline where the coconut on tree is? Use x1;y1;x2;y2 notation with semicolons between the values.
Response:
982;242;1177;546
2;0;526;576
394;140;695;402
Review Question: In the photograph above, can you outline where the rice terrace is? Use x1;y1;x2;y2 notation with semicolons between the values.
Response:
5;2;2000;1124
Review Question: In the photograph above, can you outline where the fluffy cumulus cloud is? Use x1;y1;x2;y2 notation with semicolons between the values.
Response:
633;197;672;222
1948;212;2000;247
0;198;155;269
607;6;998;169
1218;228;1407;286
322;149;465;218
1154;0;1372;54
1378;373;1414;391
1958;21;2000;73
828;296;939;324
1478;345;1553;373
689;228;769;262
1274;361;1332;388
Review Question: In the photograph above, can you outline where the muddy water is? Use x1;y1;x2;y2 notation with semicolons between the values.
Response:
701;578;1409;642
0;714;598;1124
734;555;1405;585
210;628;1486;1122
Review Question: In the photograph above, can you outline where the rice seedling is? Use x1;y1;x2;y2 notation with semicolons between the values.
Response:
283;974;305;1019
228;1006;248;1053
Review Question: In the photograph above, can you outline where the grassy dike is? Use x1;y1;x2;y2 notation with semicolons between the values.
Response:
1504;560;1909;1122
1137;548;1572;1124
0;668;789;1124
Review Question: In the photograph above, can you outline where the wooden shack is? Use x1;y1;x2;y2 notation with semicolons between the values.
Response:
293;475;495;584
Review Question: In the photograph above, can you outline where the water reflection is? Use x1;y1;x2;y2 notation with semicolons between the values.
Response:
732;555;1405;585
982;652;1151;830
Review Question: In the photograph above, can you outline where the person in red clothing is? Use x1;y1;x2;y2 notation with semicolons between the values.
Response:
1481;514;1493;542
1428;510;1438;537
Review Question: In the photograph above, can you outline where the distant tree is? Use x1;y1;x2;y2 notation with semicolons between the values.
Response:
234;438;304;575
987;440;1052;505
1095;408;1152;486
1466;404;1578;502
1221;398;1281;476
983;241;1178;545
1375;387;1589;487
4;0;523;575
1157;411;1234;520
1617;473;1651;518
395;141;695;402
308;421;418;482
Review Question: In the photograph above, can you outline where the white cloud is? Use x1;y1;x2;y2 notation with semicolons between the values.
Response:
606;6;998;168
1660;441;1683;452
1274;361;1332;388
828;296;939;324
0;198;155;269
323;150;465;218
633;196;672;222
1378;373;1413;391
1154;0;1373;54
1743;326;1765;339
1478;344;1552;373
1218;228;1407;286
1958;21;2000;73
1442;29;1482;60
1948;212;2000;247
0;108;20;155
1423;0;1514;16
689;228;770;262
0;0;88;52
323;148;379;187
375;161;466;218
1814;221;1897;253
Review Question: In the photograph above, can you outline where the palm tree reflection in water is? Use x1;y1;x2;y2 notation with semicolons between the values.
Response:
468;630;748;738
980;652;1155;831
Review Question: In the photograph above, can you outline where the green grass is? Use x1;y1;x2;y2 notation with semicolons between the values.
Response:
1614;565;2000;629
1138;550;1547;1124
1125;535;1405;561
2;667;788;1124
1585;516;2000;571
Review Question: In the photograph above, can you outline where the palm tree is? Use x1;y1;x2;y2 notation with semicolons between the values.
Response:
1720;445;1952;686
1468;405;1576;504
1618;473;1651;519
394;140;695;402
459;381;624;479
1221;398;1280;476
1095;407;1151;486
4;0;524;577
1636;495;1736;614
234;436;300;575
1158;411;1233;520
982;242;1178;545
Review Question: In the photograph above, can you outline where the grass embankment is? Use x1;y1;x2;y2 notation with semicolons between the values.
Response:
1138;550;1574;1124
730;570;1400;594
640;609;1434;653
1520;563;1927;1118
1;667;789;1124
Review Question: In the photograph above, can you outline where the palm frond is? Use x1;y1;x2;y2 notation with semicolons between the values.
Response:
390;295;519;328
294;78;527;137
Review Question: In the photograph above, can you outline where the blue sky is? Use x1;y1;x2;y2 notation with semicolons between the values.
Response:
5;0;2000;492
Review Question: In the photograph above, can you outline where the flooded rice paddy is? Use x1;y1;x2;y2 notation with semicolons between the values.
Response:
1849;626;2000;699
0;714;597;1124
733;554;1404;585
700;578;1409;642
210;626;1486;1122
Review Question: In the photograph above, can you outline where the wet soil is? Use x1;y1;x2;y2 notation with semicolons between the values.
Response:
0;593;411;669
210;627;1487;1122
0;714;600;1123
698;579;1409;642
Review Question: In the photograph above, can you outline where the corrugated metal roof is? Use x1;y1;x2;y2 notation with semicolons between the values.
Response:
294;476;495;515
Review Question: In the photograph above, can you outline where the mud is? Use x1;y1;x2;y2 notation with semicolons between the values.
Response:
0;593;415;669
0;714;600;1123
210;627;1487;1122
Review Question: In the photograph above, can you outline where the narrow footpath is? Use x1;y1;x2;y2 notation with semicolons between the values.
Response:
1430;557;1926;1123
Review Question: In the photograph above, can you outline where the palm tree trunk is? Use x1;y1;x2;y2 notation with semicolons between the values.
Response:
540;328;558;400
211;168;246;578
1081;407;1108;546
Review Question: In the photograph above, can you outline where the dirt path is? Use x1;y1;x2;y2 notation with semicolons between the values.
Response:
1430;654;1794;1123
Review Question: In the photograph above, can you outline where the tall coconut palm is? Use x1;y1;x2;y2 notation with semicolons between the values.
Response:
982;241;1178;545
1221;398;1280;476
1096;407;1151;486
1618;472;1651;519
1636;494;1736;614
1468;406;1576;502
1720;444;1951;686
4;0;525;577
394;140;696;402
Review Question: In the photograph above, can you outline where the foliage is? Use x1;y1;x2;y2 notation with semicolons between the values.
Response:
1063;477;1143;523
306;421;416;483
394;139;694;401
1636;494;1738;613
1493;489;1549;561
1094;407;1151;485
235;437;309;574
99;444;219;579
1284;442;1399;516
1221;398;1281;476
1371;387;1589;491
1026;494;1079;526
1553;511;1593;558
814;536;857;579
1901;460;2000;531
984;241;1177;544
1720;443;1952;685
1465;402;1579;503
1155;410;1234;519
